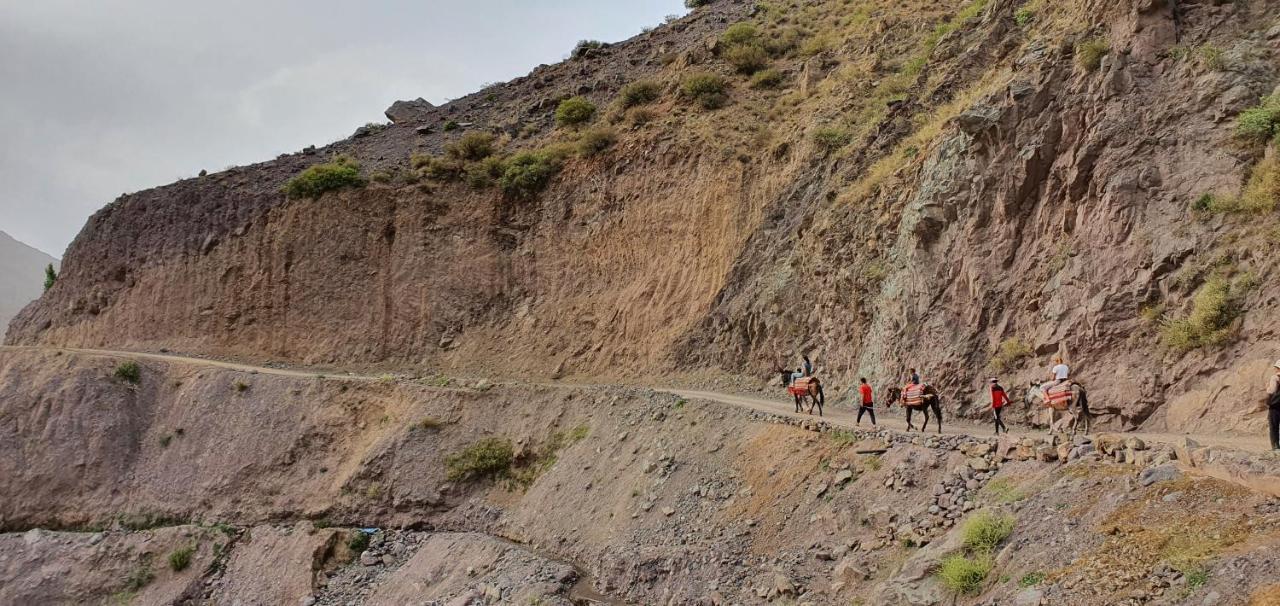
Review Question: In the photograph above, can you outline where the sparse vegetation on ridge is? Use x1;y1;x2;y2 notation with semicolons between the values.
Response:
556;97;597;127
282;157;365;199
114;361;141;385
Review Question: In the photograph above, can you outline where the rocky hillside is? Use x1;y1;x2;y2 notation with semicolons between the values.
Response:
0;230;57;330
2;349;1277;605
7;0;1280;439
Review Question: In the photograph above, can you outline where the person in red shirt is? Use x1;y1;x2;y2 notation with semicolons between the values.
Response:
990;377;1010;435
856;377;876;426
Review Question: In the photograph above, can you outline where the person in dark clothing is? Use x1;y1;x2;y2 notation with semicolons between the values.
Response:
990;377;1010;435
857;377;876;425
802;355;814;377
1268;360;1280;450
909;368;921;385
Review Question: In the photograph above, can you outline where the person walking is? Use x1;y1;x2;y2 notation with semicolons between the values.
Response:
856;378;876;426
990;377;1010;435
1268;360;1280;450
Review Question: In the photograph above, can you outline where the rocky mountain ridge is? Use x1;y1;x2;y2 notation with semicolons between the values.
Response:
6;0;1280;434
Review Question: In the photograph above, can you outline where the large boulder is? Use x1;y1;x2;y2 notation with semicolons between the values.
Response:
384;97;435;123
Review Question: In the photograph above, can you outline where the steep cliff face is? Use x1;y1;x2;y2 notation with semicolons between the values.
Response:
8;0;1280;434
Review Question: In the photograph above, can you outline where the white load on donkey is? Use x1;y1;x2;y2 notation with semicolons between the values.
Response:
1027;380;1091;436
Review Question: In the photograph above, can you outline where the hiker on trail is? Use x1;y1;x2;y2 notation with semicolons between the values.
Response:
990;377;1010;435
909;368;921;385
1268;359;1280;450
802;355;814;377
857;377;876;426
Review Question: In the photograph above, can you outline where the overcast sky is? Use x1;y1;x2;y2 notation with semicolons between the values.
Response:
0;0;687;257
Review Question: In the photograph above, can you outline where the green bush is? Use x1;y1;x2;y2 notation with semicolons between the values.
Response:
988;337;1032;372
571;40;604;59
939;553;993;594
1075;37;1110;72
500;148;567;199
445;437;515;482
981;478;1027;504
1236;95;1280;143
685;0;714;7
347;530;370;553
681;73;729;109
114;361;141;385
1019;571;1045;587
1161;272;1250;352
750;68;784;89
121;566;155;593
43;263;57;291
464;156;507;189
813;127;851;151
444;132;496;161
168;545;194;571
1014;7;1034;26
443;120;459;132
962;511;1015;552
618;80;662;108
722;22;759;46
412;154;463;182
556;97;597;127
282;157;365;199
725;43;770;74
576;127;617;157
626;107;658;127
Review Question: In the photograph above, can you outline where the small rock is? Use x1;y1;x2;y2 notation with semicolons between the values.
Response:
1139;464;1181;487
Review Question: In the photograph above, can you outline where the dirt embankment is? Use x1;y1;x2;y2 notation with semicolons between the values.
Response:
2;349;1278;605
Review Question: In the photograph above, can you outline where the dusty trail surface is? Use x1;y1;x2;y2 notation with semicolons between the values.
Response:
6;345;1268;454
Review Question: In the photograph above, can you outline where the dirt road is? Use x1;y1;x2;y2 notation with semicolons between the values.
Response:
3;345;1270;454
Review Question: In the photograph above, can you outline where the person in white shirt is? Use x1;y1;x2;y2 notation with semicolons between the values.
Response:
1042;356;1070;392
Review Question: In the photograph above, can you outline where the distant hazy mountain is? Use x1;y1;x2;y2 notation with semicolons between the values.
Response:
0;231;58;333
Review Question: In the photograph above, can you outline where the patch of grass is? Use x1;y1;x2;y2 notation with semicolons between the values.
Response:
282;157;365;199
465;156;507;189
749;68;784;89
813;127;852;152
1195;45;1225;70
1018;571;1045;587
576;127;617;157
445;438;514;482
1160;272;1250;352
1014;6;1035;26
618;80;661;108
625;106;658;127
829;430;857;447
556;97;597;127
168;545;195;571
1076;37;1111;72
681;73;729;110
500;148;567;199
724;43;770;74
939;552;994;594
122;562;155;592
571;39;603;59
347;530;370;553
444;132;496;162
962;511;1015;553
1183;566;1209;588
417;417;443;430
568;424;590;442
1139;303;1165;325
722;22;759;46
114;361;141;385
443;120;459;132
981;478;1027;504
987;337;1032;373
1236;94;1280;143
863;455;882;471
